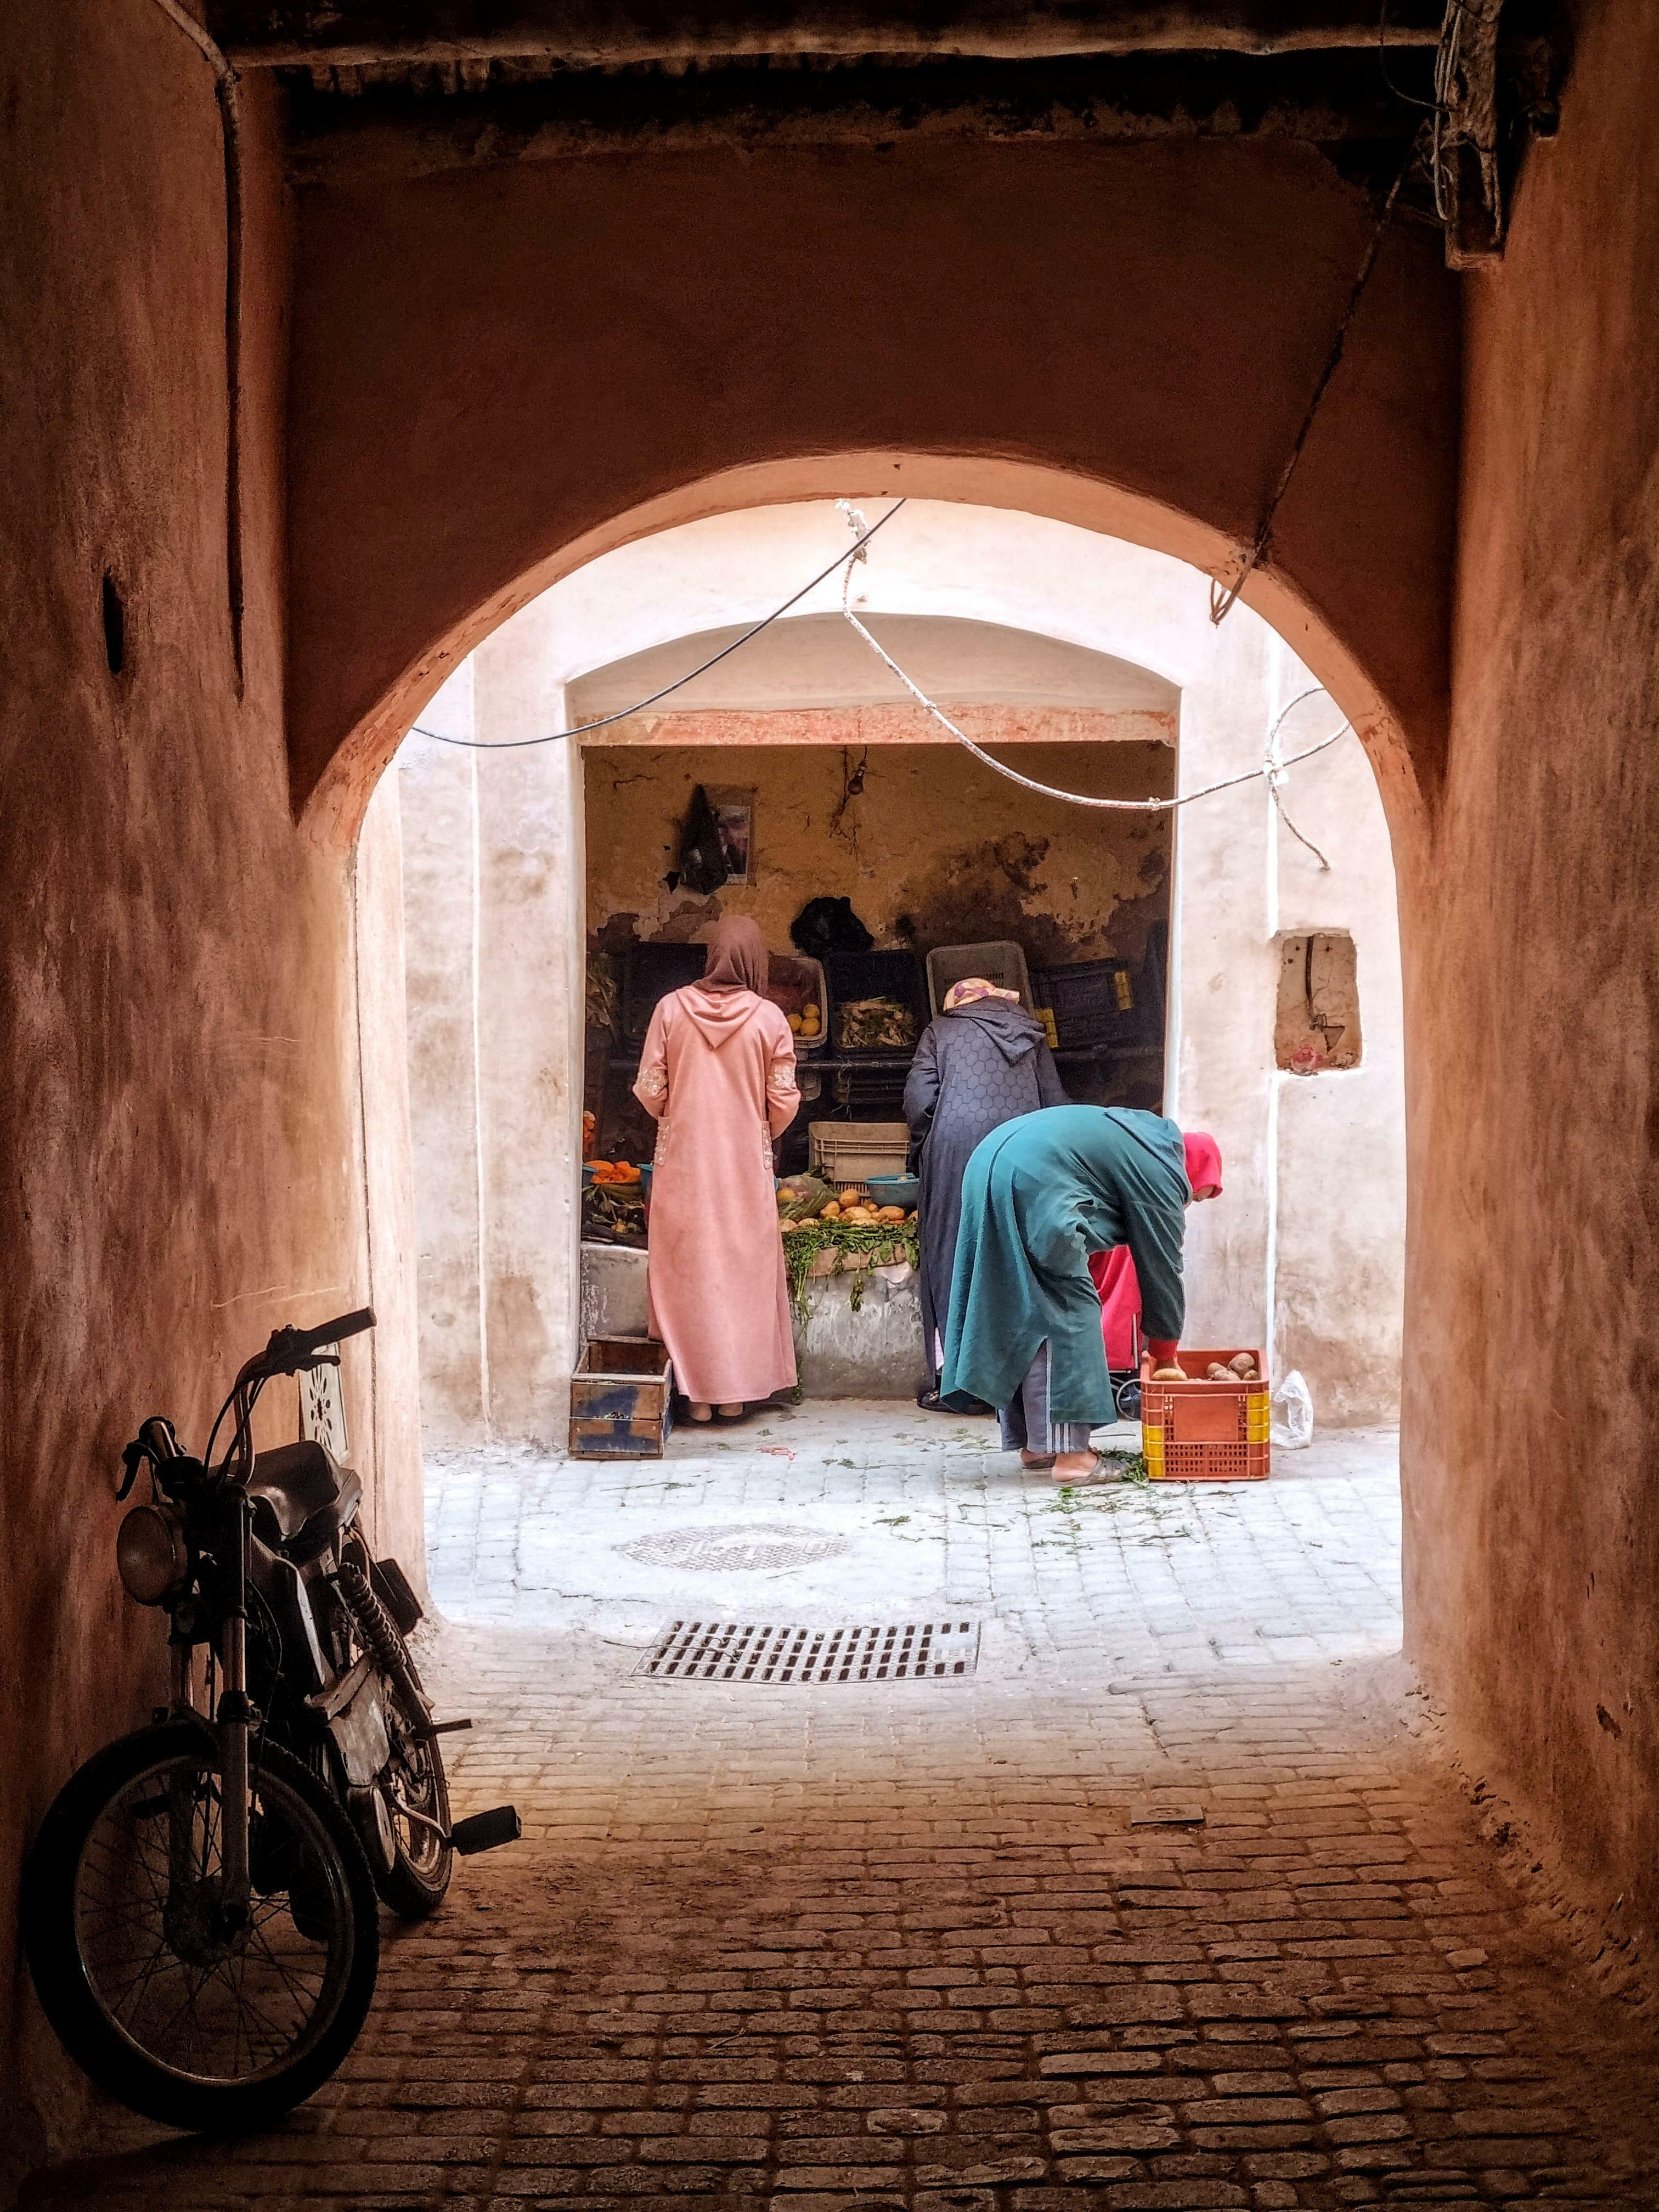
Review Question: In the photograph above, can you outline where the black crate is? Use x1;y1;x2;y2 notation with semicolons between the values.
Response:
621;943;707;1041
1032;957;1147;1049
823;950;928;1057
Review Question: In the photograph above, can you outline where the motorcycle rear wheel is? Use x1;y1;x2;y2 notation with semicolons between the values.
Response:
337;1533;454;1920
23;1722;380;2134
372;1647;454;1920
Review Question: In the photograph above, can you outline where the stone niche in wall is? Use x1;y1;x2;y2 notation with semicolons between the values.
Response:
1275;932;1362;1075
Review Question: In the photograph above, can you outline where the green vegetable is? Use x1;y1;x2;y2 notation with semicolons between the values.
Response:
776;1172;834;1222
783;1216;920;1324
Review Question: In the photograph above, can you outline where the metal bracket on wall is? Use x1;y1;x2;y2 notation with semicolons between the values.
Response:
1433;0;1506;268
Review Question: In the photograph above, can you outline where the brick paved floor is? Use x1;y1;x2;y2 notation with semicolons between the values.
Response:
22;1409;1659;2210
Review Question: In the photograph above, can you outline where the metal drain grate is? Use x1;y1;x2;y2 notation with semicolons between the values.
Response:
617;1524;851;1572
636;1618;980;1683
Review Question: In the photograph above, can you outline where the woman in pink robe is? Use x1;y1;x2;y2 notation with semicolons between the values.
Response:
633;919;800;1420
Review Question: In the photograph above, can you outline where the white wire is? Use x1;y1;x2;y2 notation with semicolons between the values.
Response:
414;499;907;749
413;485;1355;820
838;562;1354;815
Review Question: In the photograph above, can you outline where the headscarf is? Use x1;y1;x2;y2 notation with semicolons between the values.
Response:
699;916;766;995
944;977;1021;1011
1182;1129;1223;1198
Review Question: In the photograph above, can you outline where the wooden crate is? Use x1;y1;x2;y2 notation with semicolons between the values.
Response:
569;1336;674;1459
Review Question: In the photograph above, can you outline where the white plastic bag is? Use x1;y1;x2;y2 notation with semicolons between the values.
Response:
1271;1369;1314;1449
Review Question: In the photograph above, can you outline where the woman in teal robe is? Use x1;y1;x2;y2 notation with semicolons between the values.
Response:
940;1106;1222;1481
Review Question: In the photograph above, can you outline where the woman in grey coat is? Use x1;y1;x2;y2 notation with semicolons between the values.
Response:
904;978;1066;1411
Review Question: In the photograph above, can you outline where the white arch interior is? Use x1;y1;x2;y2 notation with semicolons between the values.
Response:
571;612;1180;720
380;499;1403;1448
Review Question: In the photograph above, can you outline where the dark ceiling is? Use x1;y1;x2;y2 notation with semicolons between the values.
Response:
203;1;1565;264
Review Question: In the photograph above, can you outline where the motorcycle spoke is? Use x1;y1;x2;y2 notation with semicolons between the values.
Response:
147;1958;214;2064
105;1934;177;2022
83;1827;170;1909
246;1915;331;2005
210;1953;297;2063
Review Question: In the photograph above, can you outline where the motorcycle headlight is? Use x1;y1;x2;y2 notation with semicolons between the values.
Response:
116;1505;189;1606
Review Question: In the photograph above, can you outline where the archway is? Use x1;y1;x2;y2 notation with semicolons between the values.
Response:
311;454;1434;856
374;488;1404;1497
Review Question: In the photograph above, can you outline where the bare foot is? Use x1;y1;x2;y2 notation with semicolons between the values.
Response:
1020;1449;1057;1469
717;1402;745;1418
689;1402;713;1422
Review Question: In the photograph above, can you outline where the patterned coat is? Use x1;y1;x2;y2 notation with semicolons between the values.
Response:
902;1001;1065;1381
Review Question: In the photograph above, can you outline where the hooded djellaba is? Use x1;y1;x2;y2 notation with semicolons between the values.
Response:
940;1107;1223;1455
633;919;801;1419
903;978;1066;1410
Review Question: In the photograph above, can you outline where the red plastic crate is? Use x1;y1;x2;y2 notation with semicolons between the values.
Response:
1142;1347;1271;1481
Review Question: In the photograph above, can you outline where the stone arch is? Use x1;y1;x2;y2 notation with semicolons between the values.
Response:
285;128;1455;843
393;494;1406;1440
303;455;1431;851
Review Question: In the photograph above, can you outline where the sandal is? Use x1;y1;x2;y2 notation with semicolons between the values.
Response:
1049;1454;1119;1487
1019;1450;1057;1471
916;1387;994;1415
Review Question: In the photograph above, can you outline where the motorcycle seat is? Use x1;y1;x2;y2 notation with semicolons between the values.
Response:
248;1440;363;1555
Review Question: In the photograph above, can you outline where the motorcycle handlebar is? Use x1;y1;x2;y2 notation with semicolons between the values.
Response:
244;1306;377;1383
300;1307;376;1353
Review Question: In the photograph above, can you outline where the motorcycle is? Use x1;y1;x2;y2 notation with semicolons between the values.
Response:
22;1306;519;2134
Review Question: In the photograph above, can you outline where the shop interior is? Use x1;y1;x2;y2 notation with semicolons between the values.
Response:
580;733;1176;1256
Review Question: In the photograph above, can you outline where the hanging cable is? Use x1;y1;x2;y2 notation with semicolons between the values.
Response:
1377;0;1443;110
837;556;1352;821
418;490;1355;839
1208;123;1427;627
413;498;907;749
1264;690;1335;871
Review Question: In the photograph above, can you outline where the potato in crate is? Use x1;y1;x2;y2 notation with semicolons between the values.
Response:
1141;1348;1270;1481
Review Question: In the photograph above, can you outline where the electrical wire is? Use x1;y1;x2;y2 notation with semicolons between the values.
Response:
1377;0;1443;110
1208;122;1428;626
413;498;908;750
417;492;1354;839
838;561;1353;820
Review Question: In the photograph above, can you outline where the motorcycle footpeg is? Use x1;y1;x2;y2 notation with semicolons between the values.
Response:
449;1805;522;1856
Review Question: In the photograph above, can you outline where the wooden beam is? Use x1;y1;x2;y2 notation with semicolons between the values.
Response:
210;1;1443;70
284;49;1436;179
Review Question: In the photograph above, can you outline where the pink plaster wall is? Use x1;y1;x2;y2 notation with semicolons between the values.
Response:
1403;0;1659;1972
284;135;1459;837
0;4;411;2162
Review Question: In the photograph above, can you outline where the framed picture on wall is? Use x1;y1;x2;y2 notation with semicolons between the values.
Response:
704;786;755;885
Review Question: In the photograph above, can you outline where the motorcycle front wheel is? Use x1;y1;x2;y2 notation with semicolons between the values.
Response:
22;1722;380;2134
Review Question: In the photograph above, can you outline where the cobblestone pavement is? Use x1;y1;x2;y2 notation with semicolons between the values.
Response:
22;1409;1659;2210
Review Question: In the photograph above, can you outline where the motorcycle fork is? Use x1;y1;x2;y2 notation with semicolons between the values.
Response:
215;1493;254;1926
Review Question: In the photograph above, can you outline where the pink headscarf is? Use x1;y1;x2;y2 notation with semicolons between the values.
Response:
944;977;1020;1011
700;917;766;995
1182;1130;1223;1199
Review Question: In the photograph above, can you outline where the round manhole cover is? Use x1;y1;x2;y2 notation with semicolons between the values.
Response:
617;1523;850;1572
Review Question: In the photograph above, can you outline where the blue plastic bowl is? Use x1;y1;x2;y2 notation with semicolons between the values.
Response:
866;1173;919;1209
